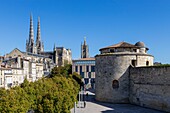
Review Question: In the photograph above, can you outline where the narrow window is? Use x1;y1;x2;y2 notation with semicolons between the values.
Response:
88;72;91;78
112;80;119;89
91;66;95;72
80;66;82;72
86;66;89;72
75;66;78;72
146;61;149;66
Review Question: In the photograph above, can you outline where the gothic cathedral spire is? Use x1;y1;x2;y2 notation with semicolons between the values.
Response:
26;14;35;53
36;17;44;54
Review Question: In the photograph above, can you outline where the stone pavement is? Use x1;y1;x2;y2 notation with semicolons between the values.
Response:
71;91;165;113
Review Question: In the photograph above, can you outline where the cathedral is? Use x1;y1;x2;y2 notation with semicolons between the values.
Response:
6;15;72;68
0;15;70;89
25;15;72;66
26;15;44;54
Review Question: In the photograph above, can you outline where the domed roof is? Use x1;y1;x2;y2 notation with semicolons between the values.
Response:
135;41;145;47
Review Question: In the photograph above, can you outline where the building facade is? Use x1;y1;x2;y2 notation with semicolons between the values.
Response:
72;38;95;89
95;41;154;103
0;56;44;89
72;58;95;89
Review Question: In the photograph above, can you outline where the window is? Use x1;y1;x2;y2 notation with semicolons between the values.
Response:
133;49;137;52
112;80;119;89
75;66;78;72
110;49;115;53
88;72;91;78
131;60;136;67
80;66;82;73
146;61;149;66
84;78;89;84
80;72;84;78
86;66;89;72
91;66;95;72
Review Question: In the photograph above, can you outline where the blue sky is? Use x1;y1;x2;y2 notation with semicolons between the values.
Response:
0;0;170;63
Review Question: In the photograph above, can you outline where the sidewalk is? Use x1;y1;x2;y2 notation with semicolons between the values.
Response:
71;91;165;113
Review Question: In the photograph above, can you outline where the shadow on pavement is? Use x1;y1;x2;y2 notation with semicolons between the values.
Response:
83;90;166;113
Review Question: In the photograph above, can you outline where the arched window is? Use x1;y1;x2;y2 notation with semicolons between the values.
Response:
112;80;119;89
146;61;149;66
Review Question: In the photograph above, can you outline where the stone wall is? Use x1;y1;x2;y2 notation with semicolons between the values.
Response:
95;53;153;103
95;54;132;103
130;66;170;112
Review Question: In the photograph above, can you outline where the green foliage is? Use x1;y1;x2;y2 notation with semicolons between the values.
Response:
51;64;72;78
72;72;84;88
0;64;80;113
154;64;170;67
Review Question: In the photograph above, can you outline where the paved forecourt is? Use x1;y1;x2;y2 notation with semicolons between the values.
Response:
71;91;165;113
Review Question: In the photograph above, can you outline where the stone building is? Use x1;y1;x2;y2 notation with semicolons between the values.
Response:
26;15;72;67
95;41;154;103
26;15;44;54
95;41;170;112
0;67;12;88
0;56;44;89
5;48;54;76
81;38;89;58
72;38;95;89
0;15;72;89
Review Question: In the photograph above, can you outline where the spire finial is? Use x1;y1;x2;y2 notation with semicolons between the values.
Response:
30;13;32;19
29;13;34;40
38;16;40;22
54;43;56;50
84;36;86;45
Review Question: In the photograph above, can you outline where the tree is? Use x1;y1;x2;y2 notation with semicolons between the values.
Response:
0;64;80;113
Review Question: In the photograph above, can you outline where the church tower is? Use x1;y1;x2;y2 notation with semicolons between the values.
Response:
53;43;58;64
81;37;89;58
26;14;35;53
36;17;44;54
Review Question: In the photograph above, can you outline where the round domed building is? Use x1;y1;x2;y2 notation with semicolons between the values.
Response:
95;41;154;103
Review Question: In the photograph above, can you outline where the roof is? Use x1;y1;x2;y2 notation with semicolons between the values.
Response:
135;41;145;47
100;42;140;51
135;41;148;50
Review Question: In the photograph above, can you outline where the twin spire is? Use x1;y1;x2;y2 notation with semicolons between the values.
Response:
26;14;44;54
